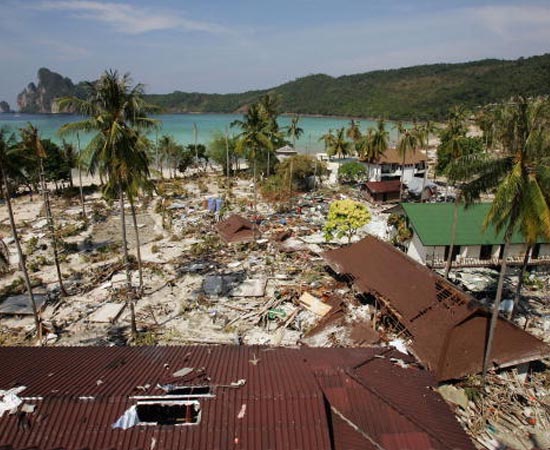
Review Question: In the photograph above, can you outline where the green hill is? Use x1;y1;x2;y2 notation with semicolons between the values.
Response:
17;54;550;119
145;54;550;120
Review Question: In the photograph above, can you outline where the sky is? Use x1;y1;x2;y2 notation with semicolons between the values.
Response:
1;0;550;108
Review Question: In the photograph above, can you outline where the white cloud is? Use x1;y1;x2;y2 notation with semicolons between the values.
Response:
35;0;227;34
472;4;550;37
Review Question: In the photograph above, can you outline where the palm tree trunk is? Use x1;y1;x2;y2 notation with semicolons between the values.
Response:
1;165;41;341
267;150;270;178
78;163;86;218
130;198;143;294
118;185;132;290
444;197;459;278
399;154;406;201
253;158;257;214
482;238;510;379
510;245;531;319
40;160;67;297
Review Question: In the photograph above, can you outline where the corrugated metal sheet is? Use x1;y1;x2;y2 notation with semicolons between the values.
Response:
323;236;550;381
365;180;401;194
215;215;257;243
0;346;475;450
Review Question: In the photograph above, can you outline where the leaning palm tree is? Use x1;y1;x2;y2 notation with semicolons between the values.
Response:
286;115;304;150
0;129;41;340
57;71;158;332
20;124;67;297
447;95;550;377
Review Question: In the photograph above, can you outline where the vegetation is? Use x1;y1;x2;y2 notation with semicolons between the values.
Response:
0;128;41;340
207;132;239;176
324;199;371;244
22;55;550;120
338;161;367;183
58;70;158;333
145;54;550;119
447;95;550;377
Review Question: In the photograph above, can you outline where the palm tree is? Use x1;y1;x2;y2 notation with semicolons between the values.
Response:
75;133;87;218
20;124;67;297
286;115;304;150
396;122;421;200
420;120;438;193
370;119;390;162
231;103;272;213
57;70;158;335
0;129;41;340
319;129;335;154
346;119;362;152
327;127;350;159
447;95;550;377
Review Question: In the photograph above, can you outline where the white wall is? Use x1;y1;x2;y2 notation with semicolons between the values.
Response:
508;244;528;258
407;233;426;263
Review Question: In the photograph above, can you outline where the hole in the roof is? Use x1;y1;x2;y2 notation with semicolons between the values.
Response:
136;401;201;425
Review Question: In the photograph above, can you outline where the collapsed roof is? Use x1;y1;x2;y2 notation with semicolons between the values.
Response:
215;214;257;243
323;236;549;381
0;345;474;450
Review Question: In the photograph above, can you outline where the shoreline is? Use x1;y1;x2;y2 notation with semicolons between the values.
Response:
2;110;422;123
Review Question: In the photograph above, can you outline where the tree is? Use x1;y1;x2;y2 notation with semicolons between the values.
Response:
324;199;371;244
231;103;272;212
396;122;422;200
208;132;238;176
58;70;158;337
338;161;367;183
326;127;351;159
447;95;550;377
0;129;41;340
286;115;304;150
346;119;362;148
157;135;182;178
359;119;389;162
20;124;67;296
276;154;327;192
61;140;77;188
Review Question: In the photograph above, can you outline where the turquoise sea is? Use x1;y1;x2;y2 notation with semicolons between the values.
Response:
0;113;400;152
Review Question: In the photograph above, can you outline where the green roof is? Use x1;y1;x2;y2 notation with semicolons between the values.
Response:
401;203;547;247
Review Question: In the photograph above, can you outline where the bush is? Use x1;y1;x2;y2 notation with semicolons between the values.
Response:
338;161;367;183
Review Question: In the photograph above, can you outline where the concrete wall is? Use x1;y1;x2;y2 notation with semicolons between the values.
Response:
407;233;426;263
508;244;528;258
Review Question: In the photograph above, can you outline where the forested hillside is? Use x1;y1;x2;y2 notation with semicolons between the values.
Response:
18;54;550;119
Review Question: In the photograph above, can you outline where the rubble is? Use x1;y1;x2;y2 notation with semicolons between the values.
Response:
1;171;550;450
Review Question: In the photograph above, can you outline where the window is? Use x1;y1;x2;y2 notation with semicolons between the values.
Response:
136;401;201;425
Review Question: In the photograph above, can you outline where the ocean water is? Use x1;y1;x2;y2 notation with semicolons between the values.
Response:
0;113;400;152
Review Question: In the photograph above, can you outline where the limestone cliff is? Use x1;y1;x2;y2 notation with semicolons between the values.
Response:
0;101;11;113
17;68;76;113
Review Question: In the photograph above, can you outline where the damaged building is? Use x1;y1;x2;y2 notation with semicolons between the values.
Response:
323;236;550;381
0;345;475;450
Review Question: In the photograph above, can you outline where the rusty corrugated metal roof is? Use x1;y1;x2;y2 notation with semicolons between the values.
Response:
0;345;474;450
215;215;257;243
365;180;401;194
323;236;550;381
